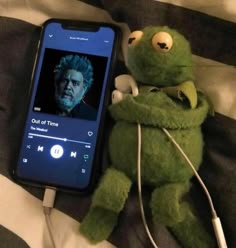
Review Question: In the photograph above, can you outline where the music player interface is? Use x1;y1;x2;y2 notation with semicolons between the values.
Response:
19;117;96;188
16;22;115;190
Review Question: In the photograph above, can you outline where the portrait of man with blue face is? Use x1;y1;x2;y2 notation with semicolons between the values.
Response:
53;54;96;119
33;48;108;121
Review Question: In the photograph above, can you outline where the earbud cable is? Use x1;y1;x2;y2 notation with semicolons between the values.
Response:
161;128;216;217
137;123;159;248
162;127;227;248
119;76;227;247
137;123;227;248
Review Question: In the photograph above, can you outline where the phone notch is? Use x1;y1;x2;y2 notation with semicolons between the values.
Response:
61;22;100;32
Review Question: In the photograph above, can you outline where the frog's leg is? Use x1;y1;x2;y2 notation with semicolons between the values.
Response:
80;168;132;243
150;183;216;248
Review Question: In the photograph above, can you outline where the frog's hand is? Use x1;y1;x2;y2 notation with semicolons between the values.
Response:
109;92;209;129
80;168;132;243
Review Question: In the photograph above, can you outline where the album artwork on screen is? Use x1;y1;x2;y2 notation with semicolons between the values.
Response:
33;48;108;121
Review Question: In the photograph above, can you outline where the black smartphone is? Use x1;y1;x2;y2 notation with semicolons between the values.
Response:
12;19;120;192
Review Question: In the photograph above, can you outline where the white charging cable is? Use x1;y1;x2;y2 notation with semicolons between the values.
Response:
43;188;57;248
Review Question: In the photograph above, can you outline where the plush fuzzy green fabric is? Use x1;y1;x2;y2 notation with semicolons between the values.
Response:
151;183;192;226
109;120;204;186
127;26;194;86
80;168;131;243
91;168;132;212
109;91;209;129
162;80;198;109
80;207;118;244
80;26;215;247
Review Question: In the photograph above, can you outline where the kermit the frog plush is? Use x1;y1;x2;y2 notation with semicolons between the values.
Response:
80;26;215;247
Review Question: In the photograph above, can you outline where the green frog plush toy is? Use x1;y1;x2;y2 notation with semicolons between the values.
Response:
80;26;215;247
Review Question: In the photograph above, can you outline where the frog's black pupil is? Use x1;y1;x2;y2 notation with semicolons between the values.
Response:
128;37;136;44
157;42;168;49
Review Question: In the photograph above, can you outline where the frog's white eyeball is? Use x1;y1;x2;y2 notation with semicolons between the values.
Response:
152;32;173;52
128;30;143;47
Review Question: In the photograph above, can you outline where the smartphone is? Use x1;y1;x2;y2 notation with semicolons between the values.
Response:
12;19;120;192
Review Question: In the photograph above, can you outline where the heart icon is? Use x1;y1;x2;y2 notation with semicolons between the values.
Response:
88;131;93;136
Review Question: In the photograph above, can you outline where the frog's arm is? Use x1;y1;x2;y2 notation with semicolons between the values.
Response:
109;92;209;129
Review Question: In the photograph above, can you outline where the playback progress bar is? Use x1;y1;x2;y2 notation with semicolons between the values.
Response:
28;133;91;145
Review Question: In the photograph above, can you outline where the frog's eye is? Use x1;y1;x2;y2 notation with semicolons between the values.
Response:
152;32;173;52
128;30;143;47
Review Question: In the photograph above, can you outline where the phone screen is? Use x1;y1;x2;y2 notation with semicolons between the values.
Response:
13;20;119;191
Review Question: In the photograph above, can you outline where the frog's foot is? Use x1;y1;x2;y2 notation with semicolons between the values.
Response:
170;213;216;248
150;183;216;248
151;183;191;226
80;168;132;243
80;207;118;243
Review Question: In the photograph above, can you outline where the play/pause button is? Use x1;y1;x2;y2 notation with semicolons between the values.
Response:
50;145;64;159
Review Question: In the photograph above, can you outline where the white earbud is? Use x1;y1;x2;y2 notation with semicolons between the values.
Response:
111;90;129;104
112;75;139;104
115;74;139;96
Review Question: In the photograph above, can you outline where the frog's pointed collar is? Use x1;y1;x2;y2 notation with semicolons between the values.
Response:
162;81;198;109
139;81;198;109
